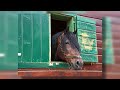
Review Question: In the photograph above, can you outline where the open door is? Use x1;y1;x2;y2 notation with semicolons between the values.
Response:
18;12;50;68
76;15;98;63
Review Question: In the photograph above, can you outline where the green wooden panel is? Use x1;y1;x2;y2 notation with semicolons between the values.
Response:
102;17;114;64
18;62;69;69
80;44;98;54
77;16;96;24
67;16;76;32
41;14;50;62
18;12;50;68
77;29;96;39
78;36;97;47
80;54;98;62
0;12;18;70
76;15;98;62
77;21;96;32
32;13;41;62
22;14;32;63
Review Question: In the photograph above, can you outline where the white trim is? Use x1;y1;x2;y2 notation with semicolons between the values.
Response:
18;53;21;56
48;14;51;63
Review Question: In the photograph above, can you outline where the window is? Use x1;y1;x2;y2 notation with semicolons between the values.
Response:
50;13;75;62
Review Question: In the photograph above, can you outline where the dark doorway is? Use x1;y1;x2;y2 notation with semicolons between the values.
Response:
51;18;68;61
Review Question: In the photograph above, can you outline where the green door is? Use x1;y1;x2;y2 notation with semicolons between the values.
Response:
0;12;18;70
76;15;98;63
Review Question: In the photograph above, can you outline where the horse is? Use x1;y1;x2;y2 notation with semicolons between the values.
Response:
52;27;84;70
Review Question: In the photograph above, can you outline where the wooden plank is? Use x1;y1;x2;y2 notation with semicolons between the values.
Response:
114;48;120;55
77;30;96;39
77;21;96;31
112;40;120;48
104;72;120;79
77;15;96;24
80;46;98;54
112;24;120;32
112;32;120;40
92;18;102;26
78;16;102;26
96;26;102;33
97;40;102;48
80;54;98;62
0;71;21;79
78;11;120;20
98;55;102;63
19;63;102;71
111;17;120;24
98;48;102;55
78;36;97;47
105;64;120;72
97;33;102;40
114;56;120;64
83;63;102;71
18;69;102;78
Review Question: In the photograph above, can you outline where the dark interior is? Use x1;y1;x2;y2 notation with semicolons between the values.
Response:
51;18;67;61
51;19;67;36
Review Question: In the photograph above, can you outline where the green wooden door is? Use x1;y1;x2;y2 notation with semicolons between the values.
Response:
76;15;98;63
0;12;18;70
18;12;51;68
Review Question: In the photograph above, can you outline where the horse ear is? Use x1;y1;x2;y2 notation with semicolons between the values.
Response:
73;30;77;34
64;26;69;34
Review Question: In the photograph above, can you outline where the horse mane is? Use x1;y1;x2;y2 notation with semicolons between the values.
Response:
63;26;80;52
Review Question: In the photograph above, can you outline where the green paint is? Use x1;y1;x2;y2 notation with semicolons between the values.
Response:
51;13;72;21
18;12;50;68
80;54;98;62
67;16;75;32
77;29;96;39
78;36;97;47
80;45;98;54
0;12;18;70
77;15;96;24
76;15;98;62
18;62;69;69
22;14;32;62
102;17;114;64
77;21;96;31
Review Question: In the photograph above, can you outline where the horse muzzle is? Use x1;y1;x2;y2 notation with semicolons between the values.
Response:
69;59;84;70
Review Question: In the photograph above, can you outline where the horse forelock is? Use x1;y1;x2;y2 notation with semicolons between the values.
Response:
65;32;80;52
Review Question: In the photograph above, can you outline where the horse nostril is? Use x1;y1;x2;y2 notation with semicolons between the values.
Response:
76;60;80;65
76;60;83;68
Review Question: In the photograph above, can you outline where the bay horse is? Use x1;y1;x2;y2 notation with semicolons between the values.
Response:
52;27;84;70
